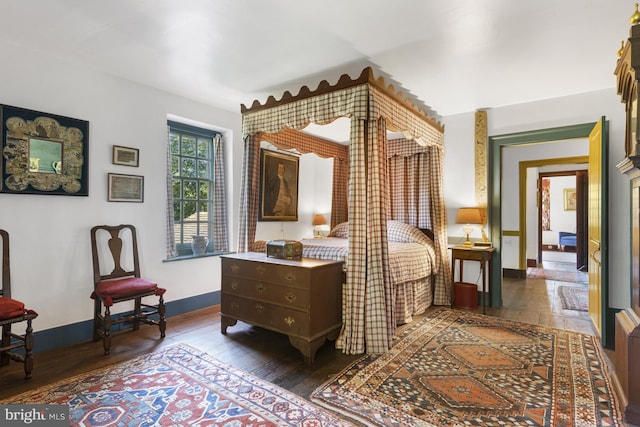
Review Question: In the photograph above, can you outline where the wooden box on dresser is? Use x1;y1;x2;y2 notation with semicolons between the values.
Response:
220;252;344;363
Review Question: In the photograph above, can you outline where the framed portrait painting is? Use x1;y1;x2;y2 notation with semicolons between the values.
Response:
259;149;299;221
0;104;89;195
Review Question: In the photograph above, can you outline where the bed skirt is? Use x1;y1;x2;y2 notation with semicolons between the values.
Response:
393;276;433;325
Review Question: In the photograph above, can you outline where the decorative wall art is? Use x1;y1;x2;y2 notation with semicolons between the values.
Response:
564;188;577;211
258;149;299;221
112;145;139;167
0;104;89;195
108;173;144;202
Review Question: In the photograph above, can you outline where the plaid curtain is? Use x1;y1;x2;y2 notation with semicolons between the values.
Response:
165;125;177;259
387;139;451;305
212;134;228;252
237;134;261;252
337;118;394;354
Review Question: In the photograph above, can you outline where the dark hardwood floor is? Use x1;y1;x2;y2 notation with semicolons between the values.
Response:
0;305;363;401
0;260;615;407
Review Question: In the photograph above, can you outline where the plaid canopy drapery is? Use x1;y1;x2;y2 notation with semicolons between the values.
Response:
238;68;449;354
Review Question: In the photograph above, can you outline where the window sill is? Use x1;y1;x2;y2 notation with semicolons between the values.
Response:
163;251;234;263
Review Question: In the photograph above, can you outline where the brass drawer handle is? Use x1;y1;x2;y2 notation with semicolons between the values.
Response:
284;316;295;326
231;281;238;290
284;272;296;282
255;303;264;313
285;292;296;303
231;263;240;273
256;283;265;293
256;265;266;275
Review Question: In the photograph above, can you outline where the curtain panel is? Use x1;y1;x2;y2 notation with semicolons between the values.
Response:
387;138;451;305
212;135;229;252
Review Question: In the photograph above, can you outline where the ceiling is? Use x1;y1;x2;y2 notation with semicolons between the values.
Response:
1;1;635;141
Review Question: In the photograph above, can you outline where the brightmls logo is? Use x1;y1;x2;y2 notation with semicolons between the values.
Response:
1;405;68;426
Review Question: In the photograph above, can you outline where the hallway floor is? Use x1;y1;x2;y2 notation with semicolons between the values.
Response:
485;250;595;336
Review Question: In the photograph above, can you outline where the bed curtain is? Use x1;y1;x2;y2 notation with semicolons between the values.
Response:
387;138;451;306
238;69;449;354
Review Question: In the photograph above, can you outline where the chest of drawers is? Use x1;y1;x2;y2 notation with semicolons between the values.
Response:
220;252;343;363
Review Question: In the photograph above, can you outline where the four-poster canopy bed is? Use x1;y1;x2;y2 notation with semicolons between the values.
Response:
238;67;452;355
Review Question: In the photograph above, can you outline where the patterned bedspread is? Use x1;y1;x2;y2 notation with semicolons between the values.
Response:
299;237;437;285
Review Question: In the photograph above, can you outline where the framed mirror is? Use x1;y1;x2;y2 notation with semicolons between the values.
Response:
0;104;89;195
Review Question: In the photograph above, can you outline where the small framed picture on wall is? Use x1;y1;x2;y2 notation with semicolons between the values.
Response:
112;145;139;167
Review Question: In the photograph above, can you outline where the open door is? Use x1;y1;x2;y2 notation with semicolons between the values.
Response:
587;117;609;343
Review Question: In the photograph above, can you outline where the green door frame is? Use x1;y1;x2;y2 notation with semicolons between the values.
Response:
487;121;610;347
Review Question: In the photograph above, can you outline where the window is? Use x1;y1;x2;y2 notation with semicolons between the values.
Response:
169;121;219;256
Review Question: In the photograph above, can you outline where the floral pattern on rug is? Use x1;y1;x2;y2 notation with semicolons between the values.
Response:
2;344;355;427
311;309;623;427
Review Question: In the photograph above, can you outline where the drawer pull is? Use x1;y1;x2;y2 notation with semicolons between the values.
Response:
256;283;265;293
231;281;238;290
230;302;239;310
284;272;296;282
256;265;266;275
285;292;297;303
255;303;264;313
230;263;240;273
284;316;295;327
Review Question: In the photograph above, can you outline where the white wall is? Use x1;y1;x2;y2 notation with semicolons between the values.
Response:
443;89;630;308
0;40;243;331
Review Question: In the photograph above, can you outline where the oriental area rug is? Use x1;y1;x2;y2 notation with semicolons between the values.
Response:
311;309;623;427
2;344;354;427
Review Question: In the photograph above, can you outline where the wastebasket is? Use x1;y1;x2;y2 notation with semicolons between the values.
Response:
454;282;478;310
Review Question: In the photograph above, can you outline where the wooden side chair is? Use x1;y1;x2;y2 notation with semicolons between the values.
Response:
0;229;38;379
90;224;166;355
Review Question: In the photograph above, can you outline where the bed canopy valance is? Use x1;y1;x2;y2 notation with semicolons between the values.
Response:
238;67;451;355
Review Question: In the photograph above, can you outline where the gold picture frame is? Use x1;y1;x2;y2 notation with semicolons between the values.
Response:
0;104;89;195
564;188;577;211
258;149;299;221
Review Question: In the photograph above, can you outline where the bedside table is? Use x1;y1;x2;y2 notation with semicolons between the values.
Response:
450;246;495;314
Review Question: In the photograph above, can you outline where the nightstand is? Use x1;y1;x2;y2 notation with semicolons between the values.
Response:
450;246;495;314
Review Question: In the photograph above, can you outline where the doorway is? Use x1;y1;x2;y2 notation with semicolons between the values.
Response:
536;170;588;272
488;120;610;347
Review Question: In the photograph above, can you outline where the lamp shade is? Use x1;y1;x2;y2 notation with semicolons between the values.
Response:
455;207;482;224
312;214;327;226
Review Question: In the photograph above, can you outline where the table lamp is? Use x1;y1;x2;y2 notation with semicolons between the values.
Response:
312;214;327;238
455;207;482;247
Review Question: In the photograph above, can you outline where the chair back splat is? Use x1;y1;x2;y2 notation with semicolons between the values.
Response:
90;224;166;355
0;229;38;379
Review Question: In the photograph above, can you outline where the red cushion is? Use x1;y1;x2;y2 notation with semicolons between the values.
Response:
94;277;158;301
0;297;26;320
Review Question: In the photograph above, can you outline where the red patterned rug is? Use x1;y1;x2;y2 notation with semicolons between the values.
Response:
2;344;355;426
311;309;623;426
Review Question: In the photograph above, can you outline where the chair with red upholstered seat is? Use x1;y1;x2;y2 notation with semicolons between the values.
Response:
0;229;38;379
90;224;166;355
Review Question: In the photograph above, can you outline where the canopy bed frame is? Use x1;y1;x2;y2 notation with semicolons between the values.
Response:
238;67;451;354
